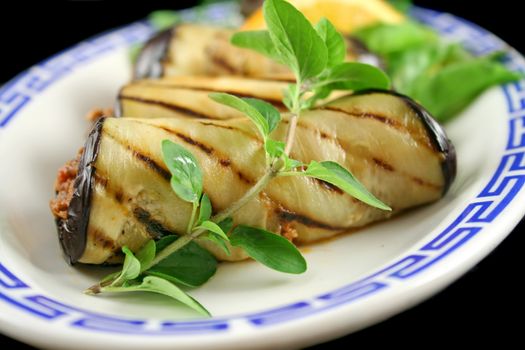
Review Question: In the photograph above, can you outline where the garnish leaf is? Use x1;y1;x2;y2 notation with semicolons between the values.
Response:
105;276;210;316
197;194;212;226
147;236;217;287
230;225;307;274
209;93;269;138
305;161;391;211
283;155;303;171
408;55;522;121
197;220;230;242
231;30;284;63
315;18;346;68
265;139;285;158
317;62;391;91
263;0;327;80
136;240;156;269
243;98;281;133
162;140;203;203
111;246;141;285
148;10;180;31
218;217;234;234
204;232;231;256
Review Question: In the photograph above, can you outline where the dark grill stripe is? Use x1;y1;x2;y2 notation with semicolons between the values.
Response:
321;106;402;129
119;95;215;119
103;129;171;181
133;82;286;108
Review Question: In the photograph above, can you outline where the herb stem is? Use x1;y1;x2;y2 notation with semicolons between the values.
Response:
142;167;278;271
187;201;198;234
283;113;299;156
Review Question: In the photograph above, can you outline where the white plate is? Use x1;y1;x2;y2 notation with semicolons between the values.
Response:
1;3;525;349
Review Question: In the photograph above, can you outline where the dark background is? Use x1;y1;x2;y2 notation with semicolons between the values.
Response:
1;1;522;348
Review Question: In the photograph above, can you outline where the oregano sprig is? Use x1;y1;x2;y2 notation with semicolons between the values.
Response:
86;0;392;316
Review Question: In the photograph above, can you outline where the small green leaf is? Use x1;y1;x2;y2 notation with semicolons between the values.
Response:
231;30;283;63
305;161;391;211
243;98;282;133
283;155;303;171
136;240;156;269
203;232;231;256
315;18;346;68
218;217;234;234
209;93;269;139
148;10;180;31
112;246;141;286
283;84;298;110
263;0;328;80
197;194;212;226
316;62;391;91
147;236;217;287
387;0;413;13
161;140;203;203
354;22;439;57
197;220;230;242
104;276;210;316
409;56;522;121
265;139;285;158
230;225;307;274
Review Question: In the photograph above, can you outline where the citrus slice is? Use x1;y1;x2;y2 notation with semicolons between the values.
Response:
241;0;405;34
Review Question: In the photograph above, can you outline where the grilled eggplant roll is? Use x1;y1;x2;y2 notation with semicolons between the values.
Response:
134;23;382;80
116;76;288;119
51;91;455;265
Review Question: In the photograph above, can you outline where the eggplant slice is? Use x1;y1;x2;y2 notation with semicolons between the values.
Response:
51;90;455;265
134;23;382;80
116;76;288;119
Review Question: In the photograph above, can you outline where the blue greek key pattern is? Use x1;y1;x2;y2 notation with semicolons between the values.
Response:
1;5;525;336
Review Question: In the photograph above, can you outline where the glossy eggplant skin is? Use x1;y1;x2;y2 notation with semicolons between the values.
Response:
134;23;382;80
53;91;455;265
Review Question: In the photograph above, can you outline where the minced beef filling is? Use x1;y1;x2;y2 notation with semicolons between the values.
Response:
50;148;84;220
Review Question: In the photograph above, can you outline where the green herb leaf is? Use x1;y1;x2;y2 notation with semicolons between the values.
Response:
315;18;346;68
263;0;327;80
265;139;285;158
316;62;391;91
197;221;230;242
243;98;282;133
197;194;212;226
203;232;231;256
230;225;307;274
209;93;270;138
147;236;217;287
283;155;303;171
387;0;413;13
231;30;284;63
136;240;156;269
218;217;234;234
162;140;203;203
408;55;522;121
200;219;232;256
104;276;210;316
111;246;141;286
148;10;180;31
305;161;391;211
355;22;438;57
283;84;298;110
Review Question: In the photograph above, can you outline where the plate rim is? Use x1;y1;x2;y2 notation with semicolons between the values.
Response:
1;4;525;349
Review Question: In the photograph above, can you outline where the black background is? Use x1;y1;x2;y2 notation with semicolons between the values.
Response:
1;1;522;348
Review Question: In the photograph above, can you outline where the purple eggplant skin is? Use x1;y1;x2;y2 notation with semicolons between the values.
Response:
353;89;456;194
133;28;173;80
132;25;384;80
56;118;105;264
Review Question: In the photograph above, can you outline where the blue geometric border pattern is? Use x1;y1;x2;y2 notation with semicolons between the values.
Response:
1;5;525;335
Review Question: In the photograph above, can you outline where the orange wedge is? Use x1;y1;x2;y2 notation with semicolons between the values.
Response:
241;0;405;34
